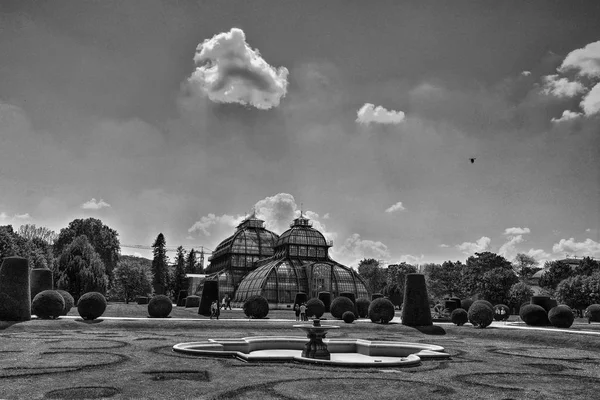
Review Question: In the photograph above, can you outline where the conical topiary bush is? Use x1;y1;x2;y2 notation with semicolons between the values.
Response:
0;257;32;321
401;273;432;327
30;268;53;300
198;280;219;317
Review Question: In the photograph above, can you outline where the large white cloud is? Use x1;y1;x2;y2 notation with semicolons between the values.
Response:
81;198;111;210
188;213;243;237
580;82;600;116
541;74;586;98
356;103;405;125
334;233;391;267
552;238;600;257
559;40;600;78
456;236;491;255
525;248;551;265
188;27;288;110
254;193;297;233
498;235;525;259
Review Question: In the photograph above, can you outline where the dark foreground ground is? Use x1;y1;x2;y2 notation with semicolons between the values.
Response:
1;303;599;399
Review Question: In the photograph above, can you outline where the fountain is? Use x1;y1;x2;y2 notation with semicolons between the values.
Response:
173;318;450;367
293;318;339;360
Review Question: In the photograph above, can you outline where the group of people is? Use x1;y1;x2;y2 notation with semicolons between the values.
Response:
294;302;308;321
210;295;232;320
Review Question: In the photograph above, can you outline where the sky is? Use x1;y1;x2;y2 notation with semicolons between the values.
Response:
1;0;599;269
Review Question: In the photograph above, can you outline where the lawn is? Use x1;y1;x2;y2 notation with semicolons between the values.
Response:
1;302;599;399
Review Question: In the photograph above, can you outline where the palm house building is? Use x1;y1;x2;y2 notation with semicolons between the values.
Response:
202;212;369;309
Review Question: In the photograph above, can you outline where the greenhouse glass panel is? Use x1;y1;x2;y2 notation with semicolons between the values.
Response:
307;247;316;258
333;267;355;294
299;246;307;257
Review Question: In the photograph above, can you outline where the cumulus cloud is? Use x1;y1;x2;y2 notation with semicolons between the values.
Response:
503;227;531;236
385;201;406;213
396;254;425;265
187;27;288;110
559;40;600;78
335;233;391;267
81;198;111;210
456;236;491;255
499;235;525;259
551;110;582;123
521;71;532;76
356;103;405;125
439;244;450;248
254;193;297;233
188;213;243;236
526;248;551;264
580;82;600;116
0;212;31;225
541;74;586;97
552;238;600;257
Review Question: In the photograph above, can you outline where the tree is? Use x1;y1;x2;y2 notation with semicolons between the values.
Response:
17;224;57;244
539;260;572;290
111;259;152;303
0;225;17;261
384;262;417;306
56;235;108;301
2;225;54;270
512;253;540;280
508;282;534;311
463;252;513;297
574;257;600;277
357;258;386;294
172;246;188;297
185;248;197;274
423;261;467;300
54;218;120;282
151;233;168;295
478;267;519;305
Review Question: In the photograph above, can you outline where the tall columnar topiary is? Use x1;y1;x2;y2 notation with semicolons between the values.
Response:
460;299;474;312
30;268;53;300
339;291;356;305
176;290;188;307
243;295;269;319
305;298;325;318
368;297;395;323
401;274;432;327
198;280;219;317
148;295;173;318
318;291;331;312
294;292;308;309
56;290;74;316
330;296;355;319
371;293;384;301
520;304;548;326
548;305;575;328
355;298;371;318
468;301;494;328
0;256;31;321
32;290;65;319
77;292;107;320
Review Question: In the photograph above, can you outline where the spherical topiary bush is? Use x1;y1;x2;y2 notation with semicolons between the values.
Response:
243;295;269;319
368;297;395;324
548;305;575;328
475;300;493;310
356;298;371;318
56;290;75;316
520;304;548;326
32;290;65;319
460;299;474;312
77;292;107;320
330;296;355;319
148;295;173;318
493;304;510;321
468;302;494;329
451;308;468;326
586;304;600;323
306;298;325;318
342;311;355;323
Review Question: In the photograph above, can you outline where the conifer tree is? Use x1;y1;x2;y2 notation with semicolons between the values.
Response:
185;248;197;274
172;246;188;297
151;233;168;295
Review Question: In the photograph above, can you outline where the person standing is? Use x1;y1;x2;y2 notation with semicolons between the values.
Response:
294;303;300;321
210;301;216;320
225;295;232;310
300;303;307;322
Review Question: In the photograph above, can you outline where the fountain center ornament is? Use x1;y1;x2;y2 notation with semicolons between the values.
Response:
293;318;339;360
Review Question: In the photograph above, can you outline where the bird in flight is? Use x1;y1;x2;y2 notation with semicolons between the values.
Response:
470;158;476;164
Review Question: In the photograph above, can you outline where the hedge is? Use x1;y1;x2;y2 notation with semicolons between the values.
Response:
0;257;31;321
198;280;219;317
401;274;432;326
30;268;53;300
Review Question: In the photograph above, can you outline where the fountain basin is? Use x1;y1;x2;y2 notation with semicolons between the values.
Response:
173;336;450;367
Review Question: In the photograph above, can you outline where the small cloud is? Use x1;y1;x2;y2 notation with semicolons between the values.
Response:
188;213;243;236
396;254;425;265
0;212;31;224
439;244;450;248
586;228;592;232
323;213;330;220
580;82;600;117
551;110;582;123
521;70;532;76
356;103;405;125
385;201;406;213
503;227;531;236
187;27;289;110
456;236;491;255
558;40;600;78
541;74;586;98
81;198;111;210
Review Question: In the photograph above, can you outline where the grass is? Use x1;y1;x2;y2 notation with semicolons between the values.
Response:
1;302;600;399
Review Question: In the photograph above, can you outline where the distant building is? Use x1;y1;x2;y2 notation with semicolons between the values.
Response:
530;257;595;285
